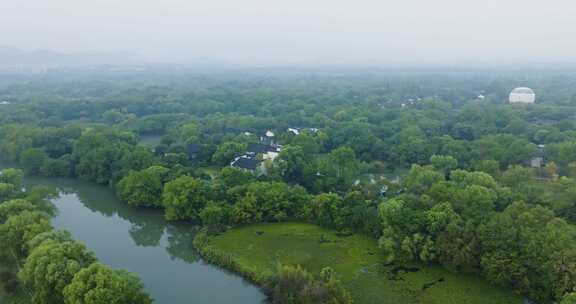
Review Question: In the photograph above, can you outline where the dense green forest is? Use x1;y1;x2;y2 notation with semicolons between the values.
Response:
2;66;576;303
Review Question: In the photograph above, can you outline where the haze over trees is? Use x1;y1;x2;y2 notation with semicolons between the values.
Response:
2;68;576;303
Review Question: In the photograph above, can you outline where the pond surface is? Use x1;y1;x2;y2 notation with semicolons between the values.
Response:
24;176;266;304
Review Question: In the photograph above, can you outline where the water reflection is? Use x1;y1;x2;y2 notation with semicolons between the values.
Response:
32;177;198;261
129;220;164;247
24;176;265;304
165;224;199;263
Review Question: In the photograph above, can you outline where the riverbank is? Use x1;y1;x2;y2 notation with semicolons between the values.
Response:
195;222;523;304
22;175;266;304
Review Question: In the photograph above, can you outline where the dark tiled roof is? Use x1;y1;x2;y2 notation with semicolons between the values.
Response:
247;143;277;154
231;156;260;170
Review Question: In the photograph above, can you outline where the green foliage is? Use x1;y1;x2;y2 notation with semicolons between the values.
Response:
72;130;136;184
199;201;231;231
539;177;576;221
0;169;24;190
309;193;347;228
378;198;427;263
40;157;72;177
19;148;48;175
20;240;97;304
562;292;576;304
265;264;352;304
0;211;52;259
63;263;151;304
390;126;433;165
0;183;16;202
0;199;38;223
402;165;444;194
5;68;576;303
23;186;58;215
479;202;576;301
472;159;501;178
206;222;521;304
500;165;535;188
228;182;309;223
117;165;169;207
178;122;201;144
450;169;498;190
313;146;360;192
287;132;325;155
0;167;150;304
0;270;21;296
430;155;458;175
548;141;576;172
215;166;255;189
162;176;210;221
471;135;536;167
117;147;156;175
102;109;129;124
212;142;246;165
27;230;73;252
275;145;308;183
231;194;263;224
379;166;576;302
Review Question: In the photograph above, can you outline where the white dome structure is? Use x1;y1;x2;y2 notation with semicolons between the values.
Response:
509;87;536;104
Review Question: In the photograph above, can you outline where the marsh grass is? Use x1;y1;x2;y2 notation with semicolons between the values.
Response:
205;222;522;304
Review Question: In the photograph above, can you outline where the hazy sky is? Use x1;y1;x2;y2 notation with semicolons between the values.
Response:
2;0;576;65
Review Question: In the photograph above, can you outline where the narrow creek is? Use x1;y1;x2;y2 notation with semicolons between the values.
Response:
24;176;266;304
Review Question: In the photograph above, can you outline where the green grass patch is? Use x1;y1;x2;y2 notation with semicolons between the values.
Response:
207;222;522;304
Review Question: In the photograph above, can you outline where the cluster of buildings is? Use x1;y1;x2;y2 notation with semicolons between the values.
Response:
287;127;319;135
230;127;319;174
230;130;282;174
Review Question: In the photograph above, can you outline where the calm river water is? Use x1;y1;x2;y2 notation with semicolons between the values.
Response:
24;176;266;304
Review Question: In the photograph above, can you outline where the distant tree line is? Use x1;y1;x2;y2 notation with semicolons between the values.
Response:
2;70;576;302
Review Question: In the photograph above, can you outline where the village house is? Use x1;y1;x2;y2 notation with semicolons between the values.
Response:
231;130;284;175
260;130;275;145
287;127;320;136
246;143;281;161
230;155;261;172
529;144;546;168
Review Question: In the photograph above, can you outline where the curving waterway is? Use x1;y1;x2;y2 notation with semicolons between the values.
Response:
24;176;266;304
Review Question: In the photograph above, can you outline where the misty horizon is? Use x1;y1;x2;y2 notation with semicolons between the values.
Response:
2;0;576;66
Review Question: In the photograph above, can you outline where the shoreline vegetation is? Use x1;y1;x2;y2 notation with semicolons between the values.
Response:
194;222;523;304
0;168;151;304
194;226;354;304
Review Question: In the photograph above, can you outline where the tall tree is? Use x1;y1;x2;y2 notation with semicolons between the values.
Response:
117;166;169;207
63;263;151;304
20;240;97;304
162;176;210;221
0;211;51;259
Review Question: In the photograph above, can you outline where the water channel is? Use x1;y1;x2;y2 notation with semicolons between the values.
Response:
24;176;266;304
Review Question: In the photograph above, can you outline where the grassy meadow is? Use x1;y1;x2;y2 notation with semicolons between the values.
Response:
208;222;522;304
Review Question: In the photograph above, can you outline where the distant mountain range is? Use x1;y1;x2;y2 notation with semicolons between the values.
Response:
0;47;144;66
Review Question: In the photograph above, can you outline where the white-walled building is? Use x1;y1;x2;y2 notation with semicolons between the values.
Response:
509;87;536;104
